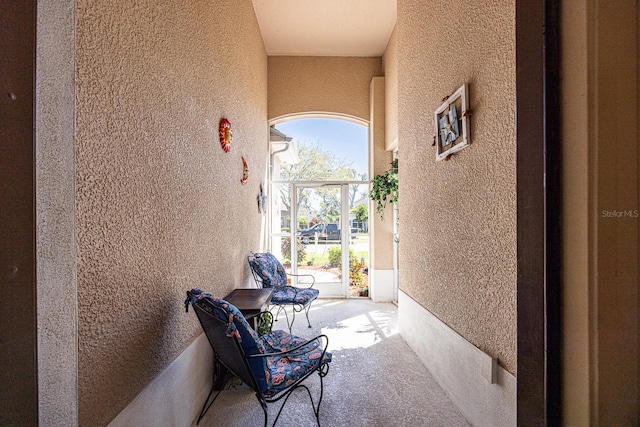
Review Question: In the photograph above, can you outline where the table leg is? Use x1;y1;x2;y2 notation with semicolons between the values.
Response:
212;355;228;390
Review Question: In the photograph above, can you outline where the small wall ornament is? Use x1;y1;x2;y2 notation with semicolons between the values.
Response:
219;118;232;152
433;83;471;161
257;182;267;214
240;156;249;185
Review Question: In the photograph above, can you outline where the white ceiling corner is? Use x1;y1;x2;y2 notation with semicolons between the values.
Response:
252;0;397;57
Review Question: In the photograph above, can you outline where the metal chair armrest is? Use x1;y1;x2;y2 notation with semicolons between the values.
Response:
245;334;329;359
287;272;316;288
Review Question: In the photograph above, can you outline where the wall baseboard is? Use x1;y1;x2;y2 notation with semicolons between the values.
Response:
398;290;516;427
108;333;212;427
371;269;394;302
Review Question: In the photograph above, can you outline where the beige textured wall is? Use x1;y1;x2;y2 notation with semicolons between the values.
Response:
36;0;77;425
397;0;516;374
369;77;394;271
562;1;639;424
268;56;382;122
382;25;398;151
75;1;267;425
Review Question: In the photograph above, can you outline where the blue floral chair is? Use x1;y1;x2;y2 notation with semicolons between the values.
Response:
247;252;319;333
185;288;331;426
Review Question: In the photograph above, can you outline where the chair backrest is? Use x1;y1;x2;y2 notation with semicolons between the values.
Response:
247;253;287;290
185;289;268;393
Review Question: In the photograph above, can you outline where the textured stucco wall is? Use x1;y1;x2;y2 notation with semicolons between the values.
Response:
397;0;516;374
382;25;398;151
370;77;394;271
268;56;382;122
36;0;78;425
75;1;267;425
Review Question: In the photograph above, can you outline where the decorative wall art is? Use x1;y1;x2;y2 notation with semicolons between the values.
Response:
433;83;470;161
257;182;267;214
219;118;232;152
240;156;249;185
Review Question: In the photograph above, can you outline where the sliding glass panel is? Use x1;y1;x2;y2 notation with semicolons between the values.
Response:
295;186;342;288
270;183;290;263
348;184;370;297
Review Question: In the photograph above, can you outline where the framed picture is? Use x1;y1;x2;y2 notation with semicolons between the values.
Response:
434;83;470;161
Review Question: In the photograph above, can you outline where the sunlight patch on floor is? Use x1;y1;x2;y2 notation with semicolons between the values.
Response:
308;300;345;311
321;310;398;351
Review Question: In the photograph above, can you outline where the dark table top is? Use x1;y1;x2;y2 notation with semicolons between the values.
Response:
223;288;273;312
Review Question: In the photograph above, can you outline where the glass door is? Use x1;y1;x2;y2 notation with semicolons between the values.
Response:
287;184;369;298
293;185;344;296
346;183;370;298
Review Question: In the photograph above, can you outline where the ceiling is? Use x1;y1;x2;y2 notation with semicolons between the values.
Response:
252;0;397;57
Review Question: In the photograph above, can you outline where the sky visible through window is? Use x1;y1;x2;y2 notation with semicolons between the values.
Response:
275;118;368;180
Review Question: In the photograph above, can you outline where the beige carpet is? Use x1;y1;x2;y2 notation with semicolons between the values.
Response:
193;298;470;427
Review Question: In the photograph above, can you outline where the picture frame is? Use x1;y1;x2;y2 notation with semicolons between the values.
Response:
434;83;470;161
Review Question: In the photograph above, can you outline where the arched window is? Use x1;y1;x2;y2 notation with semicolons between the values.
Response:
272;117;368;182
268;116;370;298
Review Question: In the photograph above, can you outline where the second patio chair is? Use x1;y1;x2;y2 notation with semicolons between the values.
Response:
247;252;319;333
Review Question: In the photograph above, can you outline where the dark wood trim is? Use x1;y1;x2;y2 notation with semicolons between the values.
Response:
0;2;38;425
543;0;562;424
516;0;562;424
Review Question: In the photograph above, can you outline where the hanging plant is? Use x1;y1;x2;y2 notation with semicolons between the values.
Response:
370;159;398;220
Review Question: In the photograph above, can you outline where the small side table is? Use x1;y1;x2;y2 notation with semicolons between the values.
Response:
224;288;273;329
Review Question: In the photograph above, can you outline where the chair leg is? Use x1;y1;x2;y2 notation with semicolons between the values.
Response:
304;302;313;328
256;395;268;427
274;362;330;427
287;307;295;334
314;362;330;425
273;305;287;324
257;362;330;427
293;303;313;329
196;383;222;425
274;305;293;333
272;385;310;426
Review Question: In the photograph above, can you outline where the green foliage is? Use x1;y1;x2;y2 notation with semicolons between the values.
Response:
281;236;306;263
327;246;367;288
281;142;359;182
298;216;309;229
255;311;273;336
370;159;398;220
351;204;368;223
319;190;340;223
279;142;360;214
349;257;366;289
328;246;343;267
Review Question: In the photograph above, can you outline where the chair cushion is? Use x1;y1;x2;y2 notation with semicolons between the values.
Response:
272;286;319;306
258;330;332;398
248;253;288;289
187;288;265;356
187;289;269;391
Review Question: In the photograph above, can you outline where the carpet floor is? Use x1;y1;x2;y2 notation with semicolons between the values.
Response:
193;298;470;427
